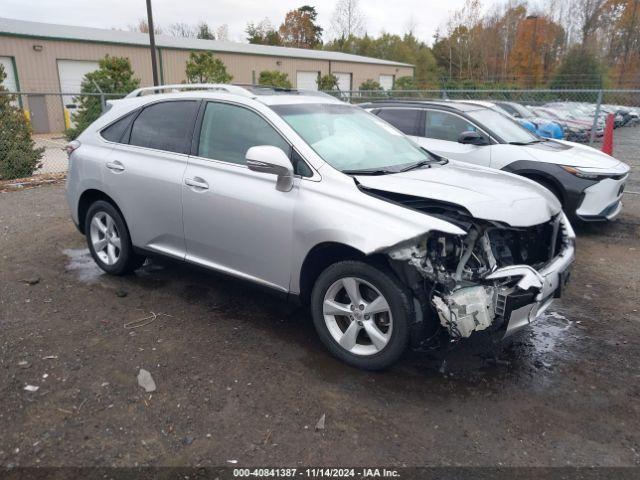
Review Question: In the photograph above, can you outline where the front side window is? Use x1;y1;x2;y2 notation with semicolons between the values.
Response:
272;103;430;173
128;101;199;154
198;102;291;166
376;108;420;136
425;111;480;142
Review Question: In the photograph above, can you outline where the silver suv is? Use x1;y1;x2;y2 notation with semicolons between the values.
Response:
66;84;575;370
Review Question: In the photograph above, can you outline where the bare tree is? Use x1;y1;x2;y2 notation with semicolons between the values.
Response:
128;18;162;35
216;24;230;41
331;0;365;39
574;0;607;47
166;22;197;38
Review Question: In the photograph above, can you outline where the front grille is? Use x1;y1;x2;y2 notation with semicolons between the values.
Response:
488;217;560;269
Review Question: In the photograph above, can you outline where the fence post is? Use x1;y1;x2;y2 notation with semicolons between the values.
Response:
92;80;107;113
589;89;603;146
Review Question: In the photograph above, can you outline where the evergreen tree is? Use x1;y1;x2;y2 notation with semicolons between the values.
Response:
185;52;233;84
258;70;292;88
0;64;44;179
65;56;140;140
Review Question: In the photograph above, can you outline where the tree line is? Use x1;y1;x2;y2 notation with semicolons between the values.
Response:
135;0;638;89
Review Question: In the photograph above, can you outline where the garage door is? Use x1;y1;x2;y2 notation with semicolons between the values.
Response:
379;74;394;91
57;60;99;128
57;59;99;104
0;56;18;92
334;72;352;91
296;71;319;91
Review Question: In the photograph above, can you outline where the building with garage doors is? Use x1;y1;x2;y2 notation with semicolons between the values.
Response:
0;17;413;133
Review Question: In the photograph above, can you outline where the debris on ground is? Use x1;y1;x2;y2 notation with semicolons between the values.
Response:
20;276;40;285
18;360;31;368
115;290;128;298
124;312;172;330
315;413;326;431
42;355;58;360
137;369;157;392
24;385;39;392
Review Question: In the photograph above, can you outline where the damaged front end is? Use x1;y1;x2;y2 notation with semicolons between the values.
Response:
386;211;575;342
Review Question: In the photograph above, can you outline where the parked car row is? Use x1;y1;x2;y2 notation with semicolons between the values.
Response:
65;84;628;370
361;99;630;223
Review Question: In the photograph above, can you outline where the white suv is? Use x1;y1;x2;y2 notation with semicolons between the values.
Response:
66;84;574;370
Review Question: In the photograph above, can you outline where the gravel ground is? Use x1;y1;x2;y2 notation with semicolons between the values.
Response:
0;129;639;469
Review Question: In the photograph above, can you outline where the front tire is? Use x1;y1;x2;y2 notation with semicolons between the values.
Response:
84;200;144;275
310;260;412;370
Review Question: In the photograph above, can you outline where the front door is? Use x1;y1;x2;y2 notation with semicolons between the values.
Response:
182;101;298;292
415;110;492;167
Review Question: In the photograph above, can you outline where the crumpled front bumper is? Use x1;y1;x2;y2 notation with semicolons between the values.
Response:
487;213;576;337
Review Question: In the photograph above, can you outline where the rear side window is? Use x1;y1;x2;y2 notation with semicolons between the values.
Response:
100;111;135;143
128;101;199;154
198;102;291;166
425;111;478;142
376;108;420;136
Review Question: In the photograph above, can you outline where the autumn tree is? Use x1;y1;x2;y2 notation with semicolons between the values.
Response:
279;6;323;49
185;52;232;83
246;19;282;45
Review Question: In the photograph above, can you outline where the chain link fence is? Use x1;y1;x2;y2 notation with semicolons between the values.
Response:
0;91;121;178
1;88;639;181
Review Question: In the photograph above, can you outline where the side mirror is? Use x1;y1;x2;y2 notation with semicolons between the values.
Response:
245;145;294;192
458;131;489;146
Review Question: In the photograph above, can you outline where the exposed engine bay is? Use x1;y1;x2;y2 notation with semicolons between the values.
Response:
385;212;574;341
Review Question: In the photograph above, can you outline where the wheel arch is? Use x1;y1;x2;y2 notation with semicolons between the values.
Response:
502;163;566;206
298;242;383;305
77;189;125;234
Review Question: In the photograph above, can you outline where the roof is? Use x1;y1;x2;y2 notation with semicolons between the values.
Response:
0;17;413;68
360;100;484;112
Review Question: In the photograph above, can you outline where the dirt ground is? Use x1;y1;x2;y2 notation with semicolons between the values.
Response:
1;149;639;469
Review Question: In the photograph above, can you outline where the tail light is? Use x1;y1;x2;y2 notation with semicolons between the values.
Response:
64;140;80;157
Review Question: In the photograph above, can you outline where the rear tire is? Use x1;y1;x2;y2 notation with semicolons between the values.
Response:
84;200;144;275
310;260;412;370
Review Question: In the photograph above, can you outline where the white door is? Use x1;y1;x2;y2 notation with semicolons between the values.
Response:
334;72;352;91
0;57;18;91
296;71;319;91
57;60;99;124
379;74;394;90
415;110;491;167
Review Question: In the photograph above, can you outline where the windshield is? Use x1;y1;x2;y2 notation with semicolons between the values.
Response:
271;103;431;172
510;103;536;118
467;108;539;144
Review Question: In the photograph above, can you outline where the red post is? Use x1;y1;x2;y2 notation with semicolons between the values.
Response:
601;113;614;156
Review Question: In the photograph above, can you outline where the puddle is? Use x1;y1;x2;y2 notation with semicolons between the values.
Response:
529;310;573;354
63;248;104;282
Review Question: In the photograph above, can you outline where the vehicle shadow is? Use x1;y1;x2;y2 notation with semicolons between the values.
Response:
117;255;577;395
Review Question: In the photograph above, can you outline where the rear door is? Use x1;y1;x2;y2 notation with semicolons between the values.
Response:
182;101;300;292
103;100;200;258
413;109;492;167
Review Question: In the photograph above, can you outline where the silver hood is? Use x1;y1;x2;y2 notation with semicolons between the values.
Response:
356;161;562;228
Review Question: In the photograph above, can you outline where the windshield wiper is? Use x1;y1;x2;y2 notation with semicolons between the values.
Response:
342;168;397;175
399;160;438;172
508;139;543;145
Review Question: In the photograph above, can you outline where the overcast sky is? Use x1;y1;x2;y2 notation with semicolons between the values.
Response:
3;0;472;45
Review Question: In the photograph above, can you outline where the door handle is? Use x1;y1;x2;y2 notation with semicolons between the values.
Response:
185;177;209;190
106;161;125;172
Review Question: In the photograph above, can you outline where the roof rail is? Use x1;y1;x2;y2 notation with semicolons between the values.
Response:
125;83;256;99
